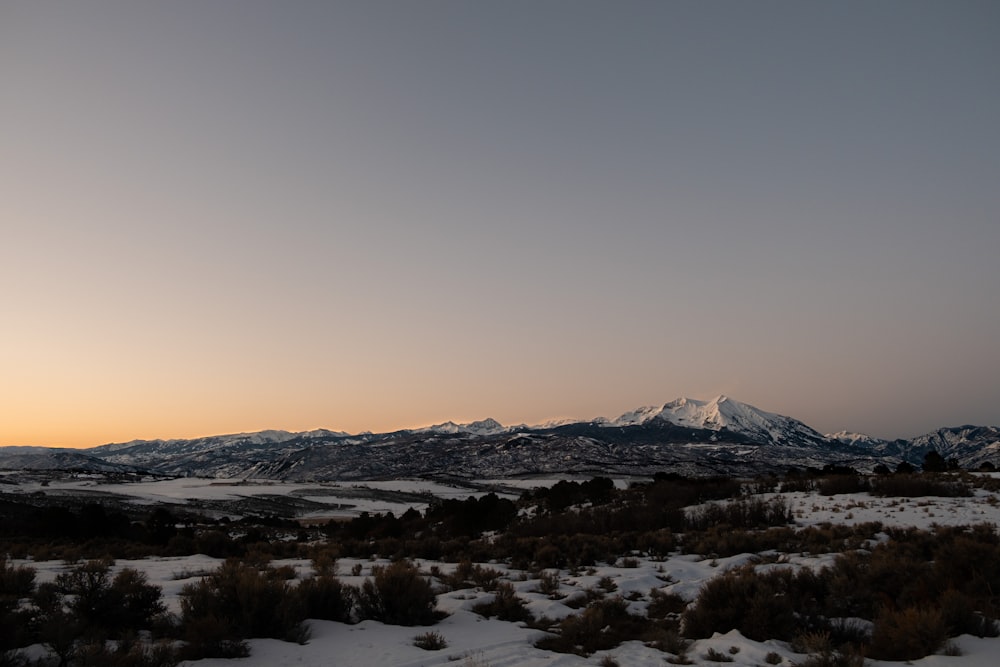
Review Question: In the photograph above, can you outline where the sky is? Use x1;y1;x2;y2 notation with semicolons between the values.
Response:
2;1;999;448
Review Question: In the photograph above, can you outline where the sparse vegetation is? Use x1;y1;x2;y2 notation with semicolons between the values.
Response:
413;630;448;650
3;470;1000;664
535;596;650;656
471;582;533;623
703;646;734;662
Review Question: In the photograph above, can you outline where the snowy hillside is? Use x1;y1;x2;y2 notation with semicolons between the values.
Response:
2;396;998;480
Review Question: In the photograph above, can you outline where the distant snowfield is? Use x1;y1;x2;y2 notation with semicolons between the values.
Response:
3;476;616;520
10;475;1000;666
10;474;1000;527
3;476;541;519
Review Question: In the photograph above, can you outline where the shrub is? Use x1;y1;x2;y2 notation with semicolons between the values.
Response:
646;588;687;619
868;606;947;661
703;647;733;662
597;576;618;593
534;570;561;597
71;639;178;667
48;560;165;640
471;582;533;623
644;627;689;654
176;615;249;661
683;525;797;558
310;549;338;577
823;547;930;619
54;559;116;636
938;588;999;637
790;630;832;655
297;574;353;623
535;597;649;656
792;650;865;667
413;631;447;650
461;652;494;667
870;475;971;498
442;560;503;591
106;568;167;635
355;560;439;626
0;560;35;598
1;560;36;655
179;559;307;648
683;566;802;641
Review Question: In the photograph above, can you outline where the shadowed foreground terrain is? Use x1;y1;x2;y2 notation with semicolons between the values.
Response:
4;468;1000;666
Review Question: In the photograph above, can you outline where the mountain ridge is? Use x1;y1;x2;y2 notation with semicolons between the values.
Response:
2;396;997;479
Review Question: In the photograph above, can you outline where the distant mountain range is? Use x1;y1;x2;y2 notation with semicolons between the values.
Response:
2;396;998;480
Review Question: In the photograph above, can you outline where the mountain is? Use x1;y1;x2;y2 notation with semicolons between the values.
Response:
413;418;509;436
827;431;886;448
607;395;830;448
0;449;141;474
908;426;1000;468
1;397;996;479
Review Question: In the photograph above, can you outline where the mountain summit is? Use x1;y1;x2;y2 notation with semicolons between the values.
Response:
415;418;508;436
608;395;829;447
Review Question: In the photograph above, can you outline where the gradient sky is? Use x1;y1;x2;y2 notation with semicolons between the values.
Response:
3;1;999;448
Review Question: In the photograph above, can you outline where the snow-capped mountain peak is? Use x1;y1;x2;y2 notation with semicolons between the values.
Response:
608;395;827;446
826;431;886;447
415;418;508;436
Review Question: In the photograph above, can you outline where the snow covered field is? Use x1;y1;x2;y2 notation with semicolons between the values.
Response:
2;475;538;520
7;474;1000;666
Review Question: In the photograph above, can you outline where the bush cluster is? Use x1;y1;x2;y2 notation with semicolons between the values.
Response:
355;560;440;626
1;554;449;666
471;582;533;623
870;474;972;498
684;497;793;531
682;523;1000;660
535;597;652;656
179;559;309;654
2;559;173;667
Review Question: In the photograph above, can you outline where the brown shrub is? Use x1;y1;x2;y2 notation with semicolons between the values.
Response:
297;574;353;623
355;560;439;626
179;559;307;645
683;565;825;642
535;597;649;656
868;606;947;661
471;582;533;623
647;588;687;619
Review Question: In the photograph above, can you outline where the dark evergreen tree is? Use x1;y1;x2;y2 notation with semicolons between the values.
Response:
922;450;947;473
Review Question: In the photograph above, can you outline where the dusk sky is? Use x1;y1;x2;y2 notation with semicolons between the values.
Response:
3;1;999;448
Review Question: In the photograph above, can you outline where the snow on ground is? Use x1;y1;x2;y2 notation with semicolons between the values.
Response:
3;477;530;519
783;488;1000;528
19;548;1000;667
15;551;1000;666
10;477;1000;665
